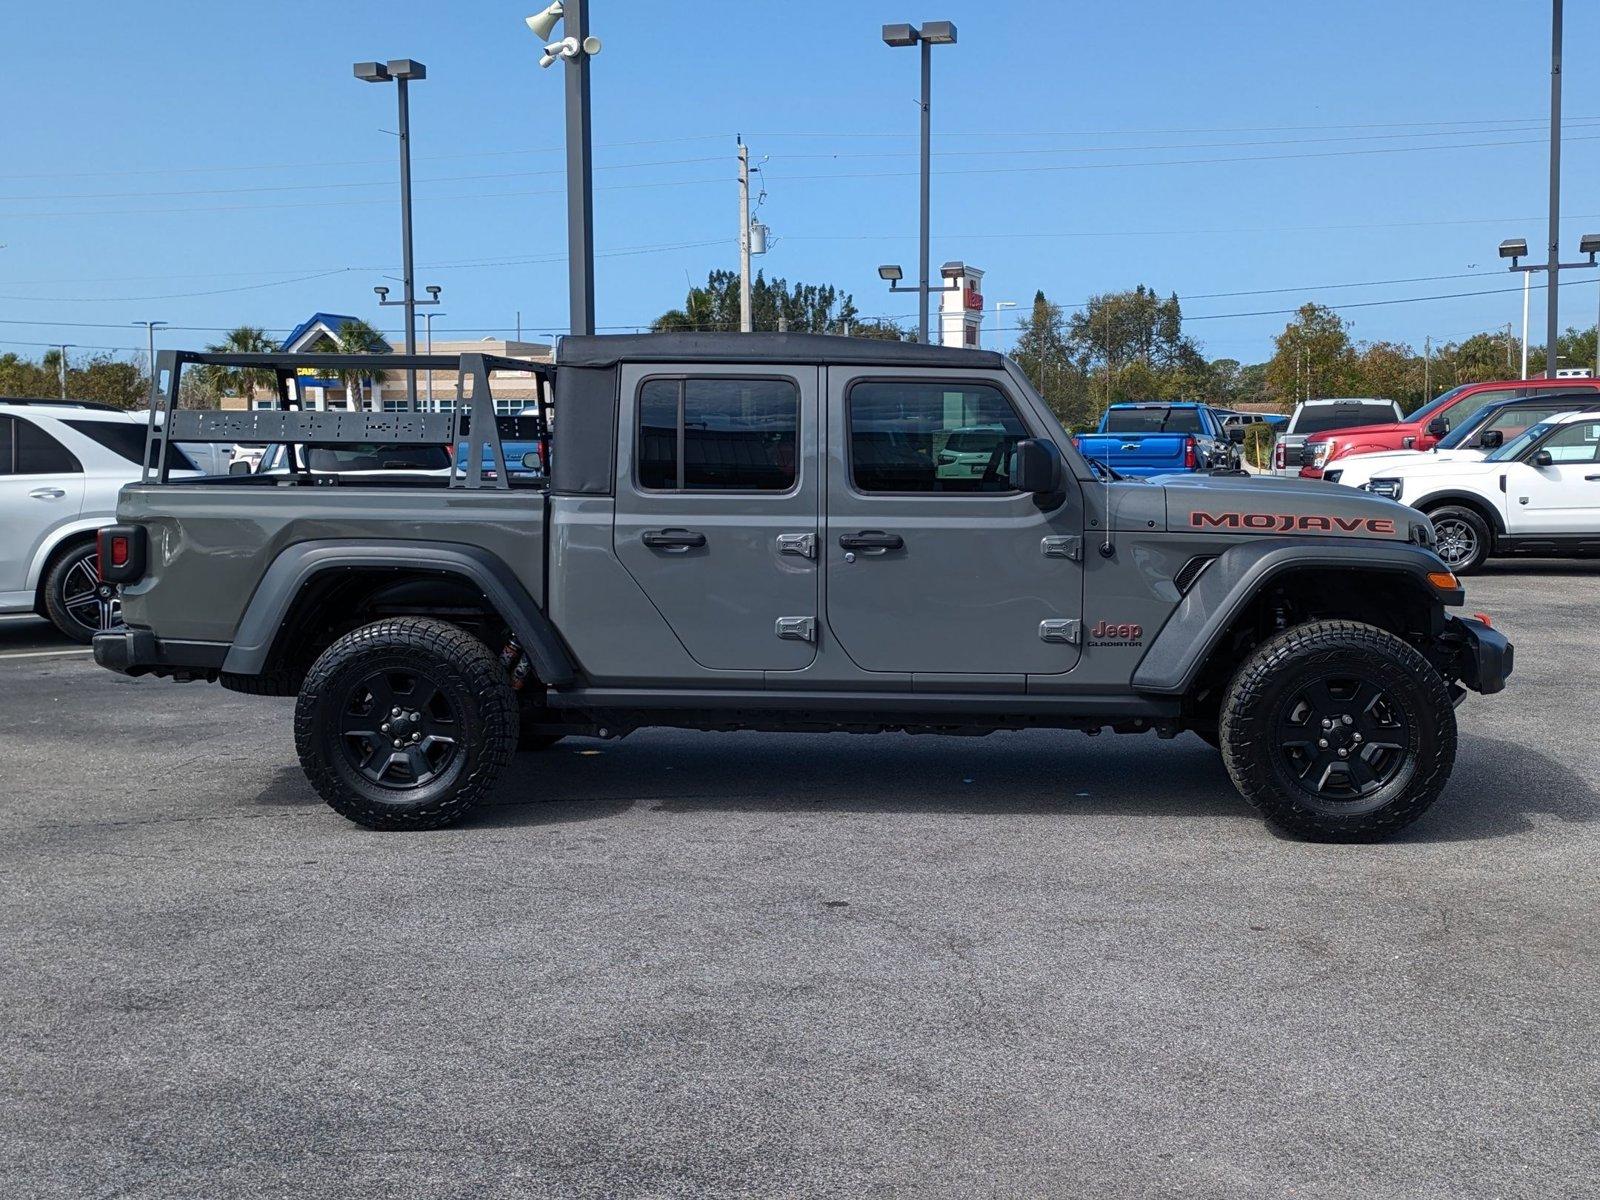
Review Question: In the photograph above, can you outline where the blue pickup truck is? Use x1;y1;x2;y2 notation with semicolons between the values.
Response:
1073;402;1238;478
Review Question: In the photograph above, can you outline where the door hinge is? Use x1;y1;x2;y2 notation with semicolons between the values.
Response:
1041;535;1083;561
775;616;817;643
777;532;818;559
1039;618;1081;645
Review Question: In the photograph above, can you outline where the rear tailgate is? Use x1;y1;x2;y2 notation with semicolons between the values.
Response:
1075;432;1191;475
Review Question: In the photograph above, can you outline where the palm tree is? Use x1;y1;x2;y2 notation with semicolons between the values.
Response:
310;318;390;408
203;326;278;405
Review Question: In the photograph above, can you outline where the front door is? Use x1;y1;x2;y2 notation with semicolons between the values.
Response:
1508;417;1600;533
613;366;820;672
824;371;1083;677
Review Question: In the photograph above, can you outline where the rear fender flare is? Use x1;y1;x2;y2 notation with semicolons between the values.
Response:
1131;537;1457;696
220;540;576;686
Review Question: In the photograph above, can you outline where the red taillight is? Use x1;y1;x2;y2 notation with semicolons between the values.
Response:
110;535;130;568
97;528;129;568
1274;443;1285;469
1184;436;1198;470
97;524;145;583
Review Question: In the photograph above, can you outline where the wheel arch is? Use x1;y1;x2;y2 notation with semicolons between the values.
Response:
1133;538;1458;700
1413;490;1506;536
221;540;577;687
31;525;103;611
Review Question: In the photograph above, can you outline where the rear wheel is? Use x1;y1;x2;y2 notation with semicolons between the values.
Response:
295;618;517;830
42;541;121;643
1427;505;1491;574
1219;620;1456;841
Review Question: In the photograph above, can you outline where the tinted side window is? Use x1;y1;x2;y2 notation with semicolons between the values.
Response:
61;418;196;471
15;419;81;474
1449;388;1524;426
637;377;798;491
1542;421;1600;463
850;380;1029;493
0;416;13;474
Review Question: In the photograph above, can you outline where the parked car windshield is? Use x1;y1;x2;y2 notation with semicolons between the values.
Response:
1484;422;1555;463
1103;407;1203;434
1407;385;1470;425
1291;403;1398;434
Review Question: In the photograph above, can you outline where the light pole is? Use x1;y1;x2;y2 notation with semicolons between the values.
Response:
422;310;446;409
527;2;604;336
1545;0;1564;381
131;320;168;408
878;260;966;345
882;21;958;344
1500;233;1599;376
990;300;1016;351
375;281;441;409
355;58;427;406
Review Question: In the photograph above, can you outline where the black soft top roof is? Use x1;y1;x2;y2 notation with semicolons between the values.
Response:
556;332;1007;370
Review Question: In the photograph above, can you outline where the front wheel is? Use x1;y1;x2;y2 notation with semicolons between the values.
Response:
1427;505;1491;574
1219;620;1457;842
294;618;518;830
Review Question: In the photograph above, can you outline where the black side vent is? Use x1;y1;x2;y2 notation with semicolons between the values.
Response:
1174;555;1216;594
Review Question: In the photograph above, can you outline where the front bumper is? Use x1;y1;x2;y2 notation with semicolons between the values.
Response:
1446;615;1513;695
93;628;227;681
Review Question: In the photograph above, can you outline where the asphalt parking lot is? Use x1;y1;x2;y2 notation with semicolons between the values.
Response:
2;563;1597;1200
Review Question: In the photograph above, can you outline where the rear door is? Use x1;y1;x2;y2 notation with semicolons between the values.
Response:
824;370;1083;677
612;365;820;672
0;415;86;598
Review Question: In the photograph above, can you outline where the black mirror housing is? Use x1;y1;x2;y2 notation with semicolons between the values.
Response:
1477;429;1504;449
1532;449;1554;467
1010;438;1063;493
1426;416;1450;437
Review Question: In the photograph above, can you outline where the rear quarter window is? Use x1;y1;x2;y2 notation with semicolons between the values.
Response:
63;418;196;471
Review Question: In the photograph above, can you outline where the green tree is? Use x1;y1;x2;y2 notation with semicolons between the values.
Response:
1266;304;1355;404
310;319;390;407
203;326;279;404
1351;340;1422;412
1012;290;1091;427
0;352;54;397
68;355;148;409
1066;286;1210;409
651;270;863;334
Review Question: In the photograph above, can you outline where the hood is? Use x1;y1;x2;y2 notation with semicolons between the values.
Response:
1305;420;1413;444
1365;456;1503;481
1156;472;1418;541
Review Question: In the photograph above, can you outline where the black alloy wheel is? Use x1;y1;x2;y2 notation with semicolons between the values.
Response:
43;542;122;643
1274;672;1411;814
337;666;463;789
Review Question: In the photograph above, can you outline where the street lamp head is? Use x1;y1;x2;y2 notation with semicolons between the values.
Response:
385;59;426;81
353;61;391;83
374;285;390;300
882;23;920;47
939;260;966;280
920;21;958;44
525;2;565;41
878;264;904;282
1580;233;1600;257
426;285;442;300
1499;238;1529;260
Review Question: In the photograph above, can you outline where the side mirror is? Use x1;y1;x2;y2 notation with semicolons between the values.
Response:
520;450;543;471
228;460;252;475
1477;429;1504;449
1010;438;1063;493
1426;416;1450;437
1531;449;1554;467
1226;425;1247;444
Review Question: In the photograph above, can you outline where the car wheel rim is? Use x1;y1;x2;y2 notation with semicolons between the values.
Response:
337;667;462;790
1433;518;1477;566
1275;671;1412;812
60;552;122;633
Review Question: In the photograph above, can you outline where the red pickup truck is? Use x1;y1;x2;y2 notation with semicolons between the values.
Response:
1299;376;1600;478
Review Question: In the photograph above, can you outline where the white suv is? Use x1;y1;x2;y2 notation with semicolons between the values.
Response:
0;400;200;641
1361;409;1600;572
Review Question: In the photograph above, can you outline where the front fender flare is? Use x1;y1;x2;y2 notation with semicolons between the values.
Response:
221;540;577;687
1131;537;1458;696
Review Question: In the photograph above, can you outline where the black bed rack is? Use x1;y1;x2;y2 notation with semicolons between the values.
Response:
143;350;553;490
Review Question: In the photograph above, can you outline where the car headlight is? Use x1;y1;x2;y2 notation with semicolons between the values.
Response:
1311;442;1332;467
1364;477;1403;500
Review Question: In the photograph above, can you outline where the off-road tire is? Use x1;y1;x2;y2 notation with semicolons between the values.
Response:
1425;504;1492;574
1219;620;1456;842
42;540;120;644
295;618;517;830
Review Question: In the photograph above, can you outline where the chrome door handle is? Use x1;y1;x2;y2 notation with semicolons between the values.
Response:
28;488;66;500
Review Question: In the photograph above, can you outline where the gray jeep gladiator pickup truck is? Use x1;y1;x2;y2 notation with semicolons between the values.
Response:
94;335;1511;841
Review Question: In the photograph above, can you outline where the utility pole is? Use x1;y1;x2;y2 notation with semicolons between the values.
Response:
131;320;168;408
738;138;753;333
1521;272;1532;378
54;344;72;399
423;311;445;410
1424;335;1431;404
1546;0;1564;378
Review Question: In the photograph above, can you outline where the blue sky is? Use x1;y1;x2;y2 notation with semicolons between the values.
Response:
2;0;1598;366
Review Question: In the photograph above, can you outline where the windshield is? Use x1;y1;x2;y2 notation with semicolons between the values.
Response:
1485;422;1554;463
1103;407;1203;434
1292;403;1398;434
